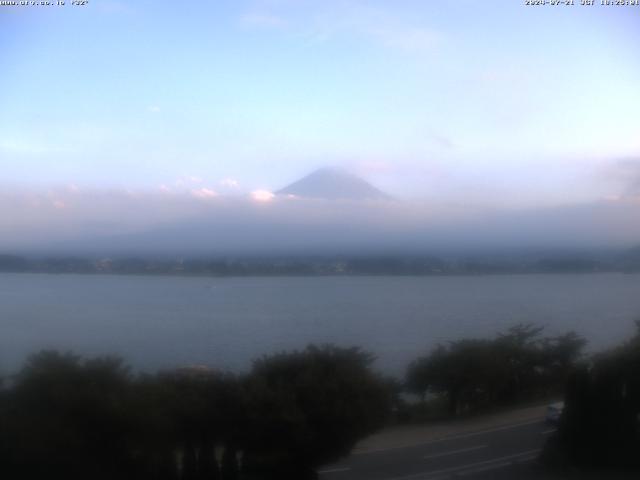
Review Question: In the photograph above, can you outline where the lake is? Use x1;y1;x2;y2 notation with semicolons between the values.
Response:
1;273;639;377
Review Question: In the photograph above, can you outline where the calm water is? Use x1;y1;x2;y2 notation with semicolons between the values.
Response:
1;273;639;376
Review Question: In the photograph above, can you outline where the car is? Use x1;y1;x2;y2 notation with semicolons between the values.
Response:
546;401;564;425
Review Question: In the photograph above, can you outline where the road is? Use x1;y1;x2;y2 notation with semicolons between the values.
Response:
318;410;556;480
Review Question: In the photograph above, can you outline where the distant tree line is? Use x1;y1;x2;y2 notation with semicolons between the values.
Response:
3;250;640;277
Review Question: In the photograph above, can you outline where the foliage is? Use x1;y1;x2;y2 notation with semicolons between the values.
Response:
1;351;136;479
242;345;392;478
0;345;392;480
405;324;586;416
549;322;640;470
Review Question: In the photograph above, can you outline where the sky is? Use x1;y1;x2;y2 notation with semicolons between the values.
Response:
1;0;640;252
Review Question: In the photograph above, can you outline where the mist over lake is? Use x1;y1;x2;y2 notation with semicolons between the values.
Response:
2;272;639;377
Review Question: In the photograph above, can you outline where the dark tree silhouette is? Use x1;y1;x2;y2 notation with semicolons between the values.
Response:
1;351;137;479
406;324;586;416
548;322;640;470
242;345;392;479
0;345;392;480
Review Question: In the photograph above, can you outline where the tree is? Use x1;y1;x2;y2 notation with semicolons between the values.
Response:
242;345;392;479
0;345;393;479
2;351;137;479
406;339;508;415
551;322;640;469
130;367;244;480
406;324;586;416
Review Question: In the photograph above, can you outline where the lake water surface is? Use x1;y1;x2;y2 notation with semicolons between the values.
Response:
1;273;639;376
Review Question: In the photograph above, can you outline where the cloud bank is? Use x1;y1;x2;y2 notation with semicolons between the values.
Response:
1;185;639;256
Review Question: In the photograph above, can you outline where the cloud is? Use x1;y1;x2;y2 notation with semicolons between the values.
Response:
251;189;275;202
175;175;203;187
240;12;288;29
219;178;240;189
2;185;640;254
161;177;221;199
355;160;393;175
148;105;161;114
191;188;218;199
604;158;640;199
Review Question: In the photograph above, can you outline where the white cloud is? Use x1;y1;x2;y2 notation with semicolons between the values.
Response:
175;175;203;187
251;189;275;202
219;178;240;189
148;105;161;114
191;188;218;199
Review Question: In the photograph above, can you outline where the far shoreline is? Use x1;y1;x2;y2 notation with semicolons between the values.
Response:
1;270;638;279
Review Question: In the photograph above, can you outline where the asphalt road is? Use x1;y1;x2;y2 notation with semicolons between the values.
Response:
317;418;555;480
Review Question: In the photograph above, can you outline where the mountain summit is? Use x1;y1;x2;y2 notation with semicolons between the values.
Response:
276;167;390;200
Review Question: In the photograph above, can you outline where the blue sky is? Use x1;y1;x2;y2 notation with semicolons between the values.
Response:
1;0;639;204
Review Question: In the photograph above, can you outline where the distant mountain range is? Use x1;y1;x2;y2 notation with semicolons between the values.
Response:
276;167;390;200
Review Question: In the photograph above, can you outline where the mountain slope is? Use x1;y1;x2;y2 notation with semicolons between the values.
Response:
276;167;390;200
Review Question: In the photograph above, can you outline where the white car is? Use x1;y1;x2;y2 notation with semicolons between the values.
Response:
545;401;564;425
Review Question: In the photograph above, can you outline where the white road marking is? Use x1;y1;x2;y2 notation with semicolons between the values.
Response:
423;444;487;460
318;466;351;474
354;419;543;455
457;452;539;477
382;448;541;480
